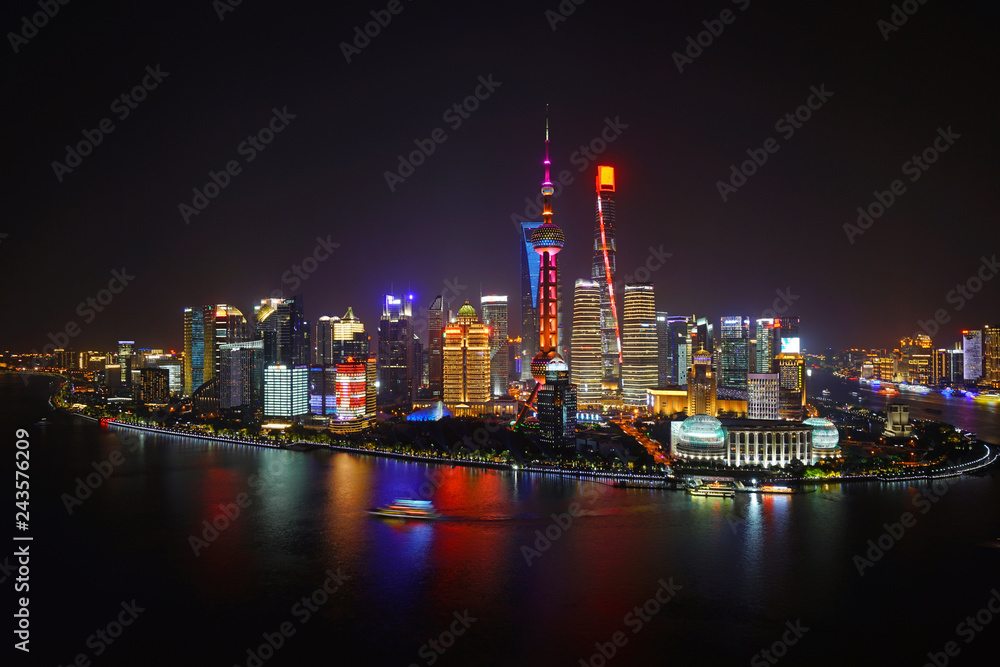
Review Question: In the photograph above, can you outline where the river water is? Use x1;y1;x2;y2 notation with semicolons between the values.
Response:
4;374;999;666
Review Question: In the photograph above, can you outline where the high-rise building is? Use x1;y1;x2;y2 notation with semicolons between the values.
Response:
364;356;377;419
519;221;543;381
755;318;775;374
983;325;999;389
537;358;577;450
693;317;714;372
378;294;415;404
117;340;135;387
656;312;670;385
184;307;206;395
263;364;309;419
719;316;750;389
621;284;657;408
254;297;308;368
963;330;982;383
134;367;169;403
748;373;780;420
665;315;692;385
592;165;622;389
145;352;183;394
332;307;367;364
776;352;806;420
219;339;264;413
335;359;367;421
309;365;338;416
205;304;250;384
428;295;445;396
687;349;716;416
571;279;602;408
314;316;333;366
443;301;491;404
481;295;509;397
507;336;521;382
775;316;801;355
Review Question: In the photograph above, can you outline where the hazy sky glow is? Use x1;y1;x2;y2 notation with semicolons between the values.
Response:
4;0;997;354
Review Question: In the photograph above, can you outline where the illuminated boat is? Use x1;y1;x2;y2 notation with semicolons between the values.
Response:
974;393;1000;403
688;482;735;498
367;498;442;520
759;485;797;494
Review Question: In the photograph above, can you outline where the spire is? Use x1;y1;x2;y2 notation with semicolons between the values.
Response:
541;106;554;225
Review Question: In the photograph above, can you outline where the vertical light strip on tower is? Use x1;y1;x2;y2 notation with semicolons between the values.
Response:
596;195;622;364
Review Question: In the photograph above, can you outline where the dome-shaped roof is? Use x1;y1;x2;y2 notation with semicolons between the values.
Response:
457;300;477;319
531;222;564;250
679;415;726;445
545;354;568;372
804;417;840;449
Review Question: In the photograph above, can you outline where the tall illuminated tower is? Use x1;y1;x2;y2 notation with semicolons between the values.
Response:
571;279;602;407
480;295;508;396
443;301;491;404
621;284;657;408
593;165;622;389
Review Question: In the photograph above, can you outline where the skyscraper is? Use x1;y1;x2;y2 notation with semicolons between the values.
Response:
665;315;692;385
592;165;622;389
621;284;657;408
264;364;309;419
776;352;805;420
775;316;801;355
378;294;415;404
719;316;750;389
481;295;509;396
656;312;670;385
254;297;308;367
428;295;445;396
755;318;775;374
963;330;982;383
748;373;779;420
519;221;543;381
983;325;999;389
687;349;716;416
313;316;332;366
335;359;367;421
117;340;134;387
331;307;367;364
183;307;205;395
443;301;491;404
219;339;264;413
571;279;602;408
202;305;249;385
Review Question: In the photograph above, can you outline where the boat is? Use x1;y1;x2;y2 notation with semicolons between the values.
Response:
822;389;831;397
368;498;442;520
759;485;797;494
688;482;735;498
974;393;1000;403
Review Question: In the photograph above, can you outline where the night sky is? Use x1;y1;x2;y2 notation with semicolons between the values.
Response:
3;0;998;355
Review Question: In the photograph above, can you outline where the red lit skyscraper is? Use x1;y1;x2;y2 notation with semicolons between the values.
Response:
593;165;622;389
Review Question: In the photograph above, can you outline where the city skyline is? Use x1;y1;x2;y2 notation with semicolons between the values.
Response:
3;2;997;355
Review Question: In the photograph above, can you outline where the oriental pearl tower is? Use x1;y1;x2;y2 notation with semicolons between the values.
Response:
529;110;566;385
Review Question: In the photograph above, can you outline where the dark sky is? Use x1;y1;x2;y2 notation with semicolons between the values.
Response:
3;0;998;355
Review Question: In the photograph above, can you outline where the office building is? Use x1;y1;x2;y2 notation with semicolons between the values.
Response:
134;367;169;403
263;364;309;419
963;330;982;383
519;221;543;381
378;294;416;404
747;373;780;420
665;315;692;385
537;357;577;450
983;325;999;389
719;316;750;389
481;295;509;397
776;352;806;420
117;340;135;387
428;295;445;396
183;307;206;395
443;301;491;404
570;279;602;408
621;283;657;408
219;339;264;413
687;349;716;416
335;359;367;421
255;297;308;368
592;165;622;388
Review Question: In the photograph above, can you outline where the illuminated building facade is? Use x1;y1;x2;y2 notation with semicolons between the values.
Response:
117;340;134;387
776;352;806;420
145;353;183;394
335;359;367;420
670;415;816;468
481;295;509;397
378;294;415;404
747;373;780;420
264;364;309;419
134;367;169;403
519;221;543;381
538;357;577;449
428;295;445;396
570;279;602;408
592;165;622;389
719;316;750;389
775;316;801;356
621;283;657;408
365;356;377;419
255;297;308;368
984;325;1000;389
665;315;692;384
443;301;491;404
963;330;982;383
309;365;338;415
687;349;716;416
656;312;670;385
219;339;263;412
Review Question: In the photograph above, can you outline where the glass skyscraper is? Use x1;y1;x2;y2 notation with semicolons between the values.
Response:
480;295;509;397
621;283;657;408
592;166;621;388
571;279;602;408
519;221;543;381
719;316;750;390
